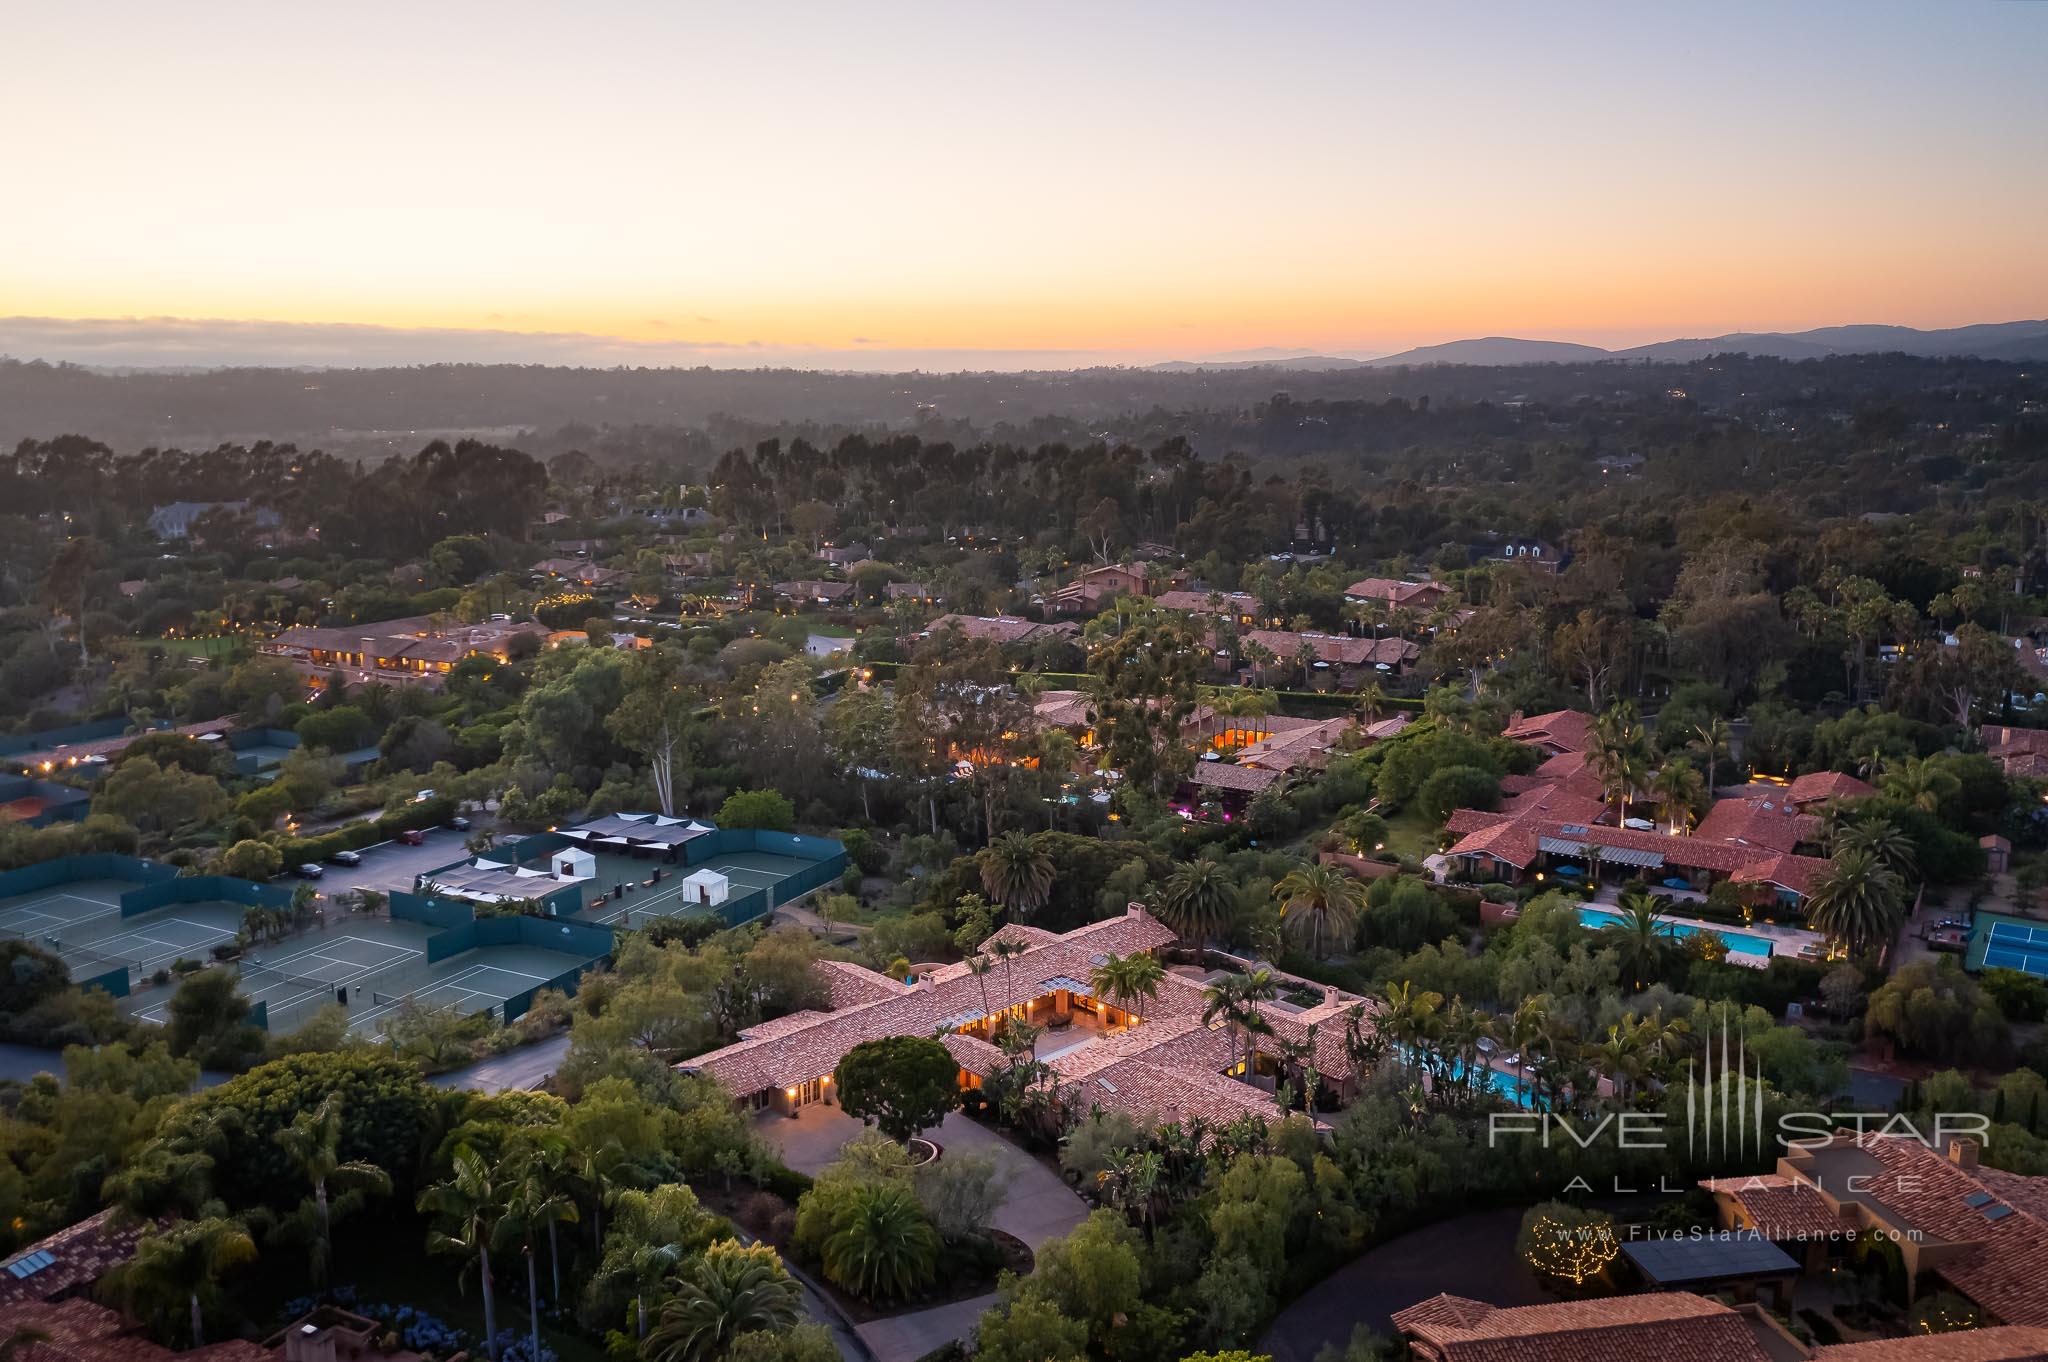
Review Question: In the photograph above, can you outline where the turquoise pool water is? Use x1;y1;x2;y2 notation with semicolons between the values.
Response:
1396;1045;1541;1109
1577;906;1774;957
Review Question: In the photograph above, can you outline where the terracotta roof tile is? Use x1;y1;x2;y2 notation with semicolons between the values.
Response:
1391;1291;1772;1361
1786;770;1879;807
1811;1328;2048;1360
1702;1173;1853;1239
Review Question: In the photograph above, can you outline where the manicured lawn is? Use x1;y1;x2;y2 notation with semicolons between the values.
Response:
1379;808;1442;863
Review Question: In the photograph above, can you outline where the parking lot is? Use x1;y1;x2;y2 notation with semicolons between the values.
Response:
310;826;476;896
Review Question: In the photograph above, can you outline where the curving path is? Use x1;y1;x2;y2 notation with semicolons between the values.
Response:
1258;1207;1545;1362
759;1105;1088;1362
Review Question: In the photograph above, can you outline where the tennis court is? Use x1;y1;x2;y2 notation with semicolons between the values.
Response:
1976;915;2048;977
218;922;433;1031
0;878;137;940
59;898;249;978
347;943;589;1036
574;848;817;927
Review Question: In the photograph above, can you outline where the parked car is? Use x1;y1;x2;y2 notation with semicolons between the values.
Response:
397;829;426;846
294;863;325;879
329;849;362;866
448;815;472;831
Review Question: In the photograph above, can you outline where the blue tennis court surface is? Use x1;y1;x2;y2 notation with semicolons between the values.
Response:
1980;918;2048;976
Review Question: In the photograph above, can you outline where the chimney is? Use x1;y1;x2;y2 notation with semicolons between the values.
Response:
1128;902;1144;919
1948;1136;1981;1170
286;1323;339;1362
1323;985;1340;1006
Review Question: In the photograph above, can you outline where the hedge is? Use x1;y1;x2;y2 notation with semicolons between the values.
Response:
271;795;459;864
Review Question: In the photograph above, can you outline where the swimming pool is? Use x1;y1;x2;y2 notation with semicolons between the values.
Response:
1396;1045;1541;1108
1578;905;1774;958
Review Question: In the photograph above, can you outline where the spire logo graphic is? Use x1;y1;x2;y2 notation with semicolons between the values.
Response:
1684;1013;1766;1161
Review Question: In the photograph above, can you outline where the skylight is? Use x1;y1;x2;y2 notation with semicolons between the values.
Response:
4;1249;55;1279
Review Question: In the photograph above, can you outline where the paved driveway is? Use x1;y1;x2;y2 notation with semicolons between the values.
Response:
756;1105;1088;1362
760;1105;1086;1251
1258;1207;1544;1362
316;827;474;895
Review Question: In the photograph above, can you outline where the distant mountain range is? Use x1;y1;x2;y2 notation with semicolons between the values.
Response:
1150;320;2048;371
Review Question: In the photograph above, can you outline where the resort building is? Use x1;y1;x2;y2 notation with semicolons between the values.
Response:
1233;627;1420;684
1343;576;1449;612
262;615;550;690
681;907;1376;1129
1442;709;1833;910
917;614;1080;647
1393;1288;2048;1360
1706;1133;2048;1331
1155;589;1265;625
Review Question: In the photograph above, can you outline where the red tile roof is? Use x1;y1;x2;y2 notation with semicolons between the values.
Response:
1392;1291;1772;1361
1155;590;1262;616
920;615;1077;645
0;1211;142;1309
1811;1328;2048;1360
685;909;1179;1097
686;908;1374;1134
1731;852;1832;898
1785;770;1879;807
10;1299;271;1362
1502;709;1596;754
1695;797;1817;854
1344;578;1448;607
1702;1173;1854;1239
1238;629;1419;669
1185;761;1284;793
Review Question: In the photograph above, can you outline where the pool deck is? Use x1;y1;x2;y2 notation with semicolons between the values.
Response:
1580;903;1823;968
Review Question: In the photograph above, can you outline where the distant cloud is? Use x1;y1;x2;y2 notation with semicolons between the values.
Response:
0;315;1144;373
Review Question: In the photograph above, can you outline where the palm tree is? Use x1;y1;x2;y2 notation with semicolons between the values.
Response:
420;1145;507;1360
270;1094;390;1283
591;1184;720;1341
1592;703;1650;823
1603;891;1671;991
1087;951;1165;1020
1593;1022;1649;1103
643;1241;802;1362
498;1156;581;1362
1649;759;1708;834
821;1181;940;1301
979;831;1054;918
966;954;995;1021
1688;716;1733;787
1506;993;1552;1104
1380;980;1444;1078
1832;815;1917;880
1242;639;1278;688
1880;756;1957;816
1201;969;1280;1079
1356;680;1388;723
1272;861;1366;958
101;1216;256;1348
988;936;1027;1010
1807;847;1907;956
1155;859;1238;948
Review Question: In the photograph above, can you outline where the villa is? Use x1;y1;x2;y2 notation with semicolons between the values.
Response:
1442;710;1834;911
261;615;550;691
1393;1288;2048;1360
681;906;1376;1130
1706;1133;2048;1330
1343;576;1449;613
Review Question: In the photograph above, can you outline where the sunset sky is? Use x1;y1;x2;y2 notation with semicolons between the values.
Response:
4;0;2045;368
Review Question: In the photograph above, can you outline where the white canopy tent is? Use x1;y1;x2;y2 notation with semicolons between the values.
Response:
680;868;730;906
